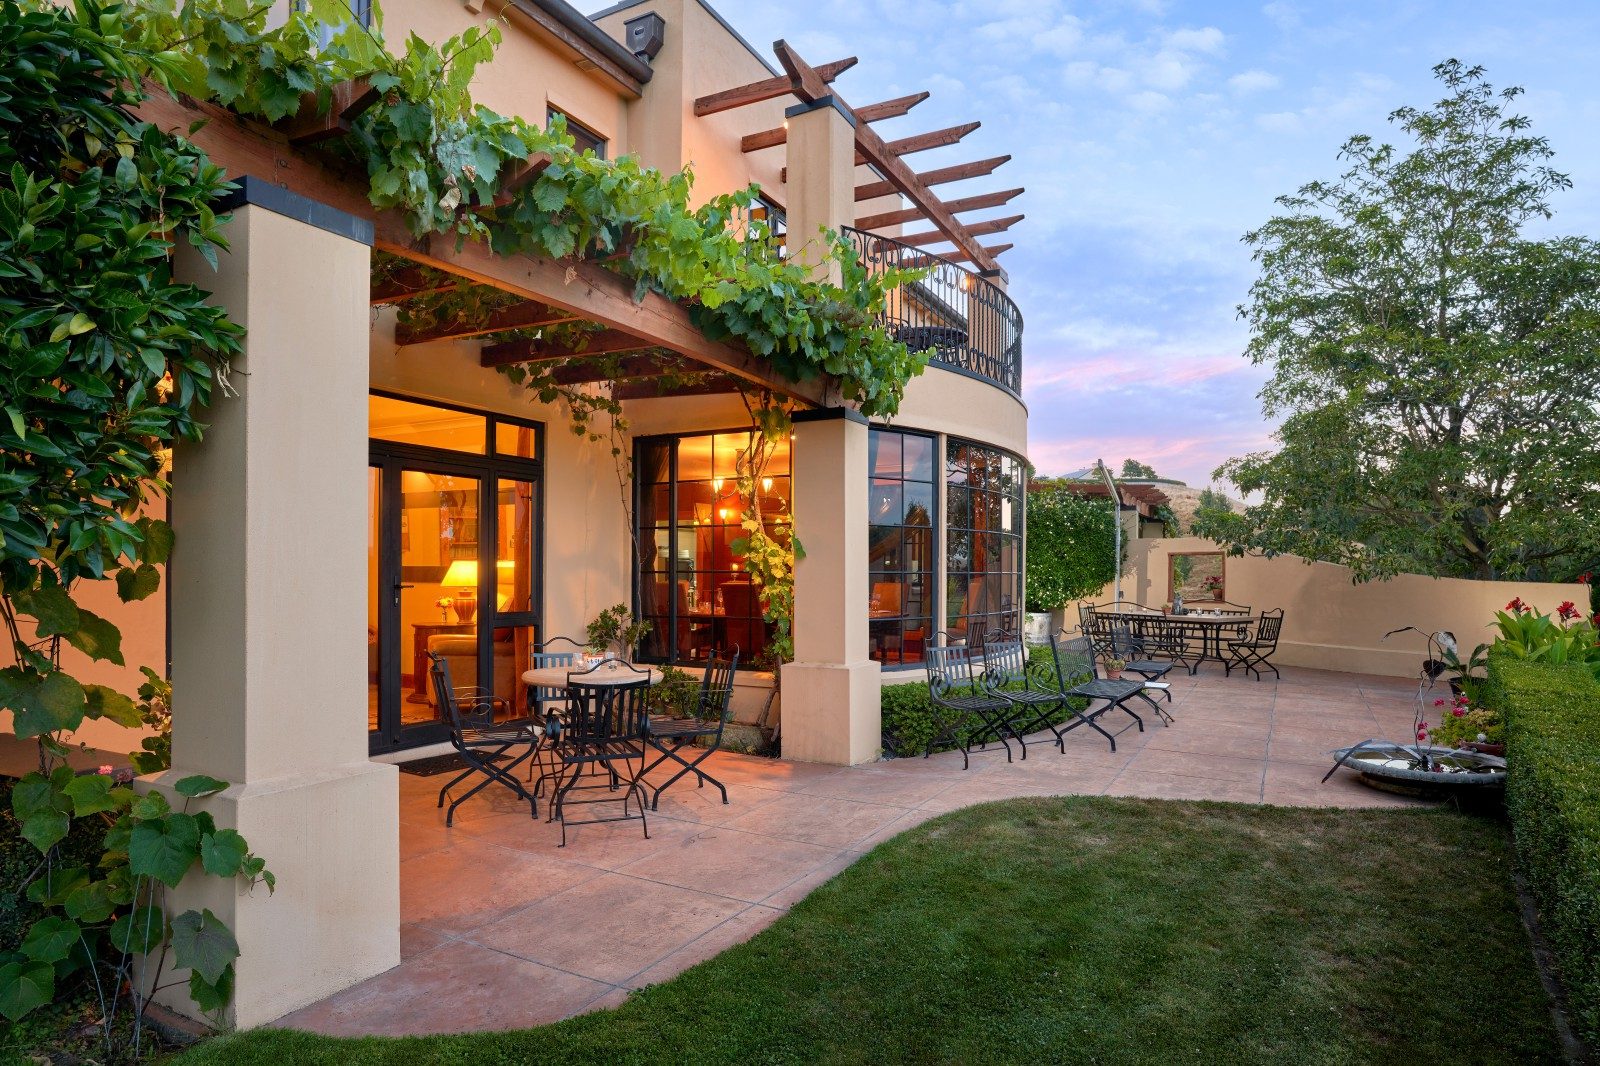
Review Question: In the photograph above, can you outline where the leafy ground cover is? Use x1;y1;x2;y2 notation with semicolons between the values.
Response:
175;796;1563;1065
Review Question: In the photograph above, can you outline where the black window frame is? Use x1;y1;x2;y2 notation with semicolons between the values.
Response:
944;436;1026;651
867;426;939;670
547;105;607;159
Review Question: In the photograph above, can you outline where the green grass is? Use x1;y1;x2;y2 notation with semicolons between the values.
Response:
179;797;1563;1066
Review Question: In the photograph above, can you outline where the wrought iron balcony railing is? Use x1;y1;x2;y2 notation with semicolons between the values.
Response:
841;226;1023;399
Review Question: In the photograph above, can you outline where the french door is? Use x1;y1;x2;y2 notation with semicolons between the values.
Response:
368;447;542;754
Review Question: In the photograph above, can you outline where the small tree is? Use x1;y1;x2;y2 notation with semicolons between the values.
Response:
1120;459;1158;479
1025;484;1121;612
1202;61;1600;582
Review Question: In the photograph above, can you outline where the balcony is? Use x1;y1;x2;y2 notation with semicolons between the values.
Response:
842;226;1024;400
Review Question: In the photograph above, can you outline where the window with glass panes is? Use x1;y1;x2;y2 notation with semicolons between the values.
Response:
868;429;935;666
634;431;791;667
945;439;1025;648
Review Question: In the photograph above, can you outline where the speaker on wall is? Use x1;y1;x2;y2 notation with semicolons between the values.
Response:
623;12;665;61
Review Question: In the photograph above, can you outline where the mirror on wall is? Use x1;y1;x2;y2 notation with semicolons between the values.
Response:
1170;551;1225;604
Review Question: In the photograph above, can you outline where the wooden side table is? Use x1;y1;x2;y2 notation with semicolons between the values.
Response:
409;622;474;702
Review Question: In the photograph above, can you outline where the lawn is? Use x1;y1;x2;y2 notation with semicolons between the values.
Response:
179;797;1563;1065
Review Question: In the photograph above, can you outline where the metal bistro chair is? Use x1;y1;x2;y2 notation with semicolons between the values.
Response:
641;647;739;810
1107;623;1177;725
550;662;653;846
980;639;1065;751
1041;634;1148;752
926;642;1027;769
428;652;543;827
524;635;582;790
1226;608;1285;681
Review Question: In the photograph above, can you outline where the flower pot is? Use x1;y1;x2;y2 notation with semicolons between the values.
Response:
1105;668;1123;681
1464;741;1506;758
1211;589;1224;601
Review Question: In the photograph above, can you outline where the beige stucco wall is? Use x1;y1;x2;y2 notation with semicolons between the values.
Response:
890;364;1028;457
1097;535;1590;677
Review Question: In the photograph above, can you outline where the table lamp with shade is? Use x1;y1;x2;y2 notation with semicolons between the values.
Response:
440;559;516;622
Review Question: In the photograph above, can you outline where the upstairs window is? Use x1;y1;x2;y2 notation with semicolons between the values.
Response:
548;106;607;159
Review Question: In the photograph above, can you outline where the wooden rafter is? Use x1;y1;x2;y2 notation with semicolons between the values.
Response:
906;243;1012;268
131;89;833;406
740;91;929;153
479;329;655;367
897;214;1023;247
879;122;980;159
397;302;578;346
275;77;380;146
692;57;858;116
854;187;1023;232
371;265;461;305
615;376;742;401
855;155;1010;201
773;41;1002;272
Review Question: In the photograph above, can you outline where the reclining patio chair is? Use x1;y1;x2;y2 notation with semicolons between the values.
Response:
926;642;1029;769
642;647;739;810
980;639;1066;747
1039;634;1148;752
1225;608;1284;681
551;662;654;846
428;652;544;827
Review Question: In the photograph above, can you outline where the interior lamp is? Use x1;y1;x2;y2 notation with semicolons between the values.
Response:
440;559;517;621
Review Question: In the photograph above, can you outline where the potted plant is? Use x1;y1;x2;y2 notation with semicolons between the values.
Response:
1104;656;1126;680
1203;575;1225;601
585;604;653;662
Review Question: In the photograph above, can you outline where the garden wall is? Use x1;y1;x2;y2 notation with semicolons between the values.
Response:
1088;536;1586;677
1488;657;1600;1048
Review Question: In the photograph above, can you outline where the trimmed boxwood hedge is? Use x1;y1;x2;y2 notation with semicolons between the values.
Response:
880;646;1086;758
1488;656;1600;1047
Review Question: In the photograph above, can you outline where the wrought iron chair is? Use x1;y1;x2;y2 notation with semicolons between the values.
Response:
550;662;653;846
1225;608;1285;681
641;647;739;810
980;639;1066;746
427;652;543;827
1039;634;1148;752
524;635;582;789
1107;622;1177;725
925;642;1028;768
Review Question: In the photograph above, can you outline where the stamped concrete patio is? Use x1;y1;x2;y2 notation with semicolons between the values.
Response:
278;664;1432;1037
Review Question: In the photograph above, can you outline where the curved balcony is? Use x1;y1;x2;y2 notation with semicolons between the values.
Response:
841;226;1024;399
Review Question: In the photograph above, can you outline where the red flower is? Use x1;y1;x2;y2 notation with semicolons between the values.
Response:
1558;601;1579;622
1452;706;1465;718
1434;698;1446;706
1506;597;1527;614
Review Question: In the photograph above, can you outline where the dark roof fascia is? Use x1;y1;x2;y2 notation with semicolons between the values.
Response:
514;0;654;97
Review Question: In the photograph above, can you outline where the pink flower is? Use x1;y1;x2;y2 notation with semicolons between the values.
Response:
1558;601;1579;622
1434;698;1446;706
1452;706;1465;718
97;764;114;775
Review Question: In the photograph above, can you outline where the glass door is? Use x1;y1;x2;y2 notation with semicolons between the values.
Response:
369;457;486;753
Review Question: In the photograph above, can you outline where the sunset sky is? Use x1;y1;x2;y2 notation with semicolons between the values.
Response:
697;0;1600;487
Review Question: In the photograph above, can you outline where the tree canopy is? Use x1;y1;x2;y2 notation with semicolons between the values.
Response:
1120;459;1159;479
1199;61;1600;583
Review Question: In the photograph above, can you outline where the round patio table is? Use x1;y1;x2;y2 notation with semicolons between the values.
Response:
1158;611;1254;675
521;662;663;688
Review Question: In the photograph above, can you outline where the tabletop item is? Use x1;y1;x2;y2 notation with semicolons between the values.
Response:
522;662;664;688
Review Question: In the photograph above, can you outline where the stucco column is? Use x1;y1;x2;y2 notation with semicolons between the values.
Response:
781;409;882;763
159;181;399;1028
783;96;856;282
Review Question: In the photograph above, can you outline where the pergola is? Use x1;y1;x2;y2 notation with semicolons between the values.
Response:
697;41;1025;277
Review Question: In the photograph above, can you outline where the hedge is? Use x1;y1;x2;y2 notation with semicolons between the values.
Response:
880;646;1083;758
1487;656;1600;1047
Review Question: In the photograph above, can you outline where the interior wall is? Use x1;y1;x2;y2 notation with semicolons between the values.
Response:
1093;535;1590;677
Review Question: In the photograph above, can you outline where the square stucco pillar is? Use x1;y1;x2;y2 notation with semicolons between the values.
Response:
159;180;398;1028
781;409;881;764
784;95;857;282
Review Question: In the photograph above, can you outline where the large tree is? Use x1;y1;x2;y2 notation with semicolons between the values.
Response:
1199;61;1600;582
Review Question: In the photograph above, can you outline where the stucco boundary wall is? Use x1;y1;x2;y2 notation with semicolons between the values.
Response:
1091;536;1588;678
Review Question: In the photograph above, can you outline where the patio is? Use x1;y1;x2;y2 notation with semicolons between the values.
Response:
279;664;1430;1037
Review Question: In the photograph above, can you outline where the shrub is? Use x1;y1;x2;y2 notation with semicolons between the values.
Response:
1487;656;1600;1046
880;646;1071;757
1024;484;1121;613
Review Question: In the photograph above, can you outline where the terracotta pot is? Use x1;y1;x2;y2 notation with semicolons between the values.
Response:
1211;589;1224;601
1105;667;1123;681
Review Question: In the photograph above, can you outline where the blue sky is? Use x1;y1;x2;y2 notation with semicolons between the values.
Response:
700;0;1600;488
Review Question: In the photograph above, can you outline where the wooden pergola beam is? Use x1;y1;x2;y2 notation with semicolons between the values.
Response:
693;57;858;116
479;328;656;367
371;265;461;305
880;122;980;159
773;41;1000;272
131;89;833;407
545;353;664;385
897;214;1023;247
905;243;1012;268
615;376;743;401
397;301;578;346
274;77;381;146
740;91;929;153
855;155;1010;201
854;187;1023;232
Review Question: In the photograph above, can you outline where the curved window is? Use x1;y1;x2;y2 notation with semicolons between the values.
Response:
868;429;936;666
946;439;1024;647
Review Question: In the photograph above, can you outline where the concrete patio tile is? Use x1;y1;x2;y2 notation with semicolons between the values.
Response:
462;806;701;870
626;904;786;988
1105;769;1262;803
1267;732;1356;766
1262;761;1436;809
796;766;961;807
276;939;613;1037
720;792;907;848
1143;729;1271;761
1122;748;1268;785
848;806;945;851
647;779;790;827
400;838;601;936
687;752;847;793
758;851;863;909
400;923;453;960
614;825;840;902
475;871;749;985
575;986;634;1014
